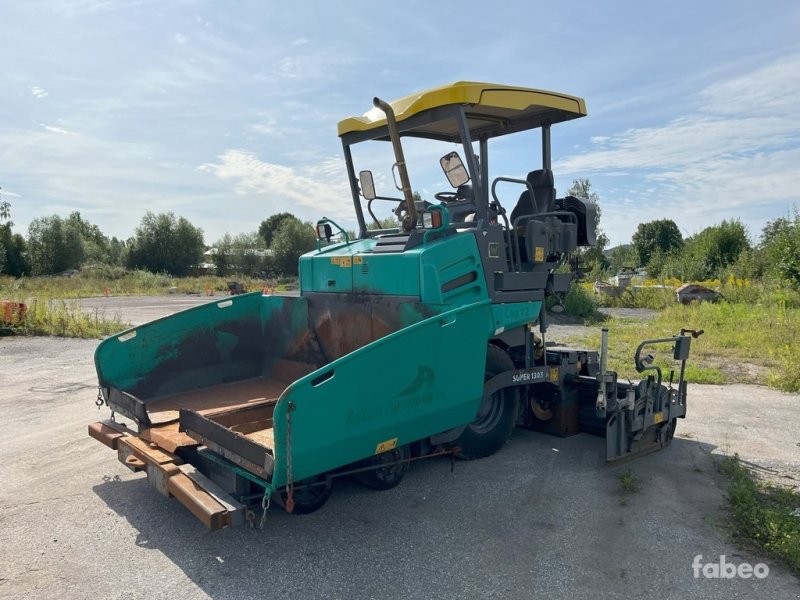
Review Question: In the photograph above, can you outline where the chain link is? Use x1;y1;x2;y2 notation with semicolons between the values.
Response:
95;386;105;408
258;489;270;531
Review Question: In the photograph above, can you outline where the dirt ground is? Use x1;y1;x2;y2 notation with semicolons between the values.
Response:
1;297;798;599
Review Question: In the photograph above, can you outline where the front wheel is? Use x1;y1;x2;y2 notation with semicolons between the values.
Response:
453;345;518;460
279;475;333;515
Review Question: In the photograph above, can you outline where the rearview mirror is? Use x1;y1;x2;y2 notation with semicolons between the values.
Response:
359;170;376;200
439;152;470;188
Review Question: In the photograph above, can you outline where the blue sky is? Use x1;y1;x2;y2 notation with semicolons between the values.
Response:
2;0;799;247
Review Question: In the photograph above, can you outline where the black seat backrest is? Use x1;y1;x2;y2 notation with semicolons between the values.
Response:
510;169;555;225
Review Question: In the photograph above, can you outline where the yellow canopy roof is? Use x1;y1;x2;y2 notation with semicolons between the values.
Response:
337;81;587;140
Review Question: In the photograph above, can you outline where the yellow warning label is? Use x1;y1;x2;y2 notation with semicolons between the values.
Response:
653;412;665;424
340;256;352;268
353;256;363;265
330;257;340;265
375;437;398;454
549;368;559;382
535;247;545;262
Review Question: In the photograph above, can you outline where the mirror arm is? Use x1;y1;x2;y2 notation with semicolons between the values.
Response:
366;199;381;229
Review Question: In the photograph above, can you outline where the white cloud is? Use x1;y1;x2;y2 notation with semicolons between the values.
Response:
198;150;352;220
41;124;77;135
30;86;48;99
292;37;309;46
173;33;189;45
698;53;800;116
554;53;800;244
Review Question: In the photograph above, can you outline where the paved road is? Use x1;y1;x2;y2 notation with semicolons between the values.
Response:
76;295;653;330
1;303;798;599
77;293;298;327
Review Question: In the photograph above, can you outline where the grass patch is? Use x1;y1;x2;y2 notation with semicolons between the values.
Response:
682;363;728;385
14;298;130;338
0;268;298;299
588;279;800;311
566;301;800;392
1;267;299;339
717;455;800;574
618;468;640;505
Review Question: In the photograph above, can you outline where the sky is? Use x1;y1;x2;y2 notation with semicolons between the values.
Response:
2;0;799;247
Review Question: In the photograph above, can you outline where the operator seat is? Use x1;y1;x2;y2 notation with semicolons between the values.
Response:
445;184;477;224
510;169;555;225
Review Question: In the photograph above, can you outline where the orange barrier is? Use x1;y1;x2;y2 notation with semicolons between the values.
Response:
0;301;28;325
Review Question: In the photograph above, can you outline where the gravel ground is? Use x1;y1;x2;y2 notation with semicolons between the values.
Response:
1;299;798;599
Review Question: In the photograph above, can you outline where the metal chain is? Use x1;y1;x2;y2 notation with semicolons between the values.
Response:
95;386;105;408
285;402;295;514
258;488;270;531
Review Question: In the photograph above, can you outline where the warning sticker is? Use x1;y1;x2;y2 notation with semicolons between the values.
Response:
353;256;363;265
375;437;398;454
340;256;352;268
330;257;340;265
535;247;545;262
549;368;559;383
653;412;665;424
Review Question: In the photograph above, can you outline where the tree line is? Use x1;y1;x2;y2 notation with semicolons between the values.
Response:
542;179;799;289
2;182;798;289
600;212;800;288
0;197;316;278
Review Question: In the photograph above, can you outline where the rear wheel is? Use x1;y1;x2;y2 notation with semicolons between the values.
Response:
454;345;518;460
353;444;411;490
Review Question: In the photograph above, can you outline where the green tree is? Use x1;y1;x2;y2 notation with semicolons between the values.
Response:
25;211;115;274
0;185;9;222
27;215;85;275
258;212;296;247
106;237;128;267
127;212;205;276
631;219;683;267
212;232;270;276
662;219;750;280
66;211;110;264
271;219;316;276
231;232;268;275
606;244;637;274
0;230;29;276
567;178;609;274
211;233;234;276
0;187;28;276
761;209;800;288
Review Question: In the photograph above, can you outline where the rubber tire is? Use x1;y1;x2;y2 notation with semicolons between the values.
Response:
281;476;333;515
662;417;678;446
353;445;411;490
453;345;518;460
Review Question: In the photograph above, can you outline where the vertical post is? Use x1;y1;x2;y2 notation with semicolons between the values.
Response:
596;327;609;417
542;123;552;171
342;141;367;238
479;136;489;206
455;106;486;221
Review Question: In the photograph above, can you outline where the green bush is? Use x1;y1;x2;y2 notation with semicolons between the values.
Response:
718;455;800;574
547;283;601;320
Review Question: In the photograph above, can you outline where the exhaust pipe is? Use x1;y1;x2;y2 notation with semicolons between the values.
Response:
373;97;417;232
